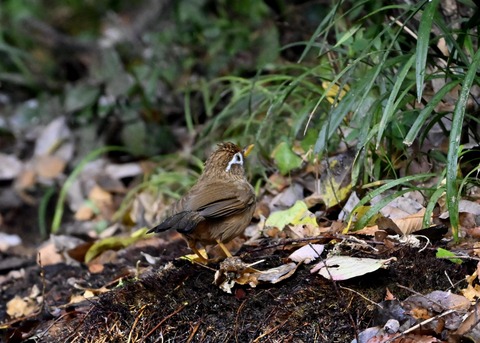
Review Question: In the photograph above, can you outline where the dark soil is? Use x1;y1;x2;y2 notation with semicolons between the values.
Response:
0;237;470;343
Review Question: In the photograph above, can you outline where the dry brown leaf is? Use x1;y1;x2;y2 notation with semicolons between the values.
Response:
385;288;396;301
14;169;36;191
473;242;480;257
33;155;66;179
6;296;39;318
390;208;426;235
454;302;480;340
88;185;115;219
462;268;480;302
214;257;299;293
89;185;112;205
37;241;64;266
75;205;95;221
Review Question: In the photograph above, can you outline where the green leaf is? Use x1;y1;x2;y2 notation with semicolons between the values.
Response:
436;248;462;264
272;142;303;175
64;84;100;113
446;47;480;241
404;79;461;146
85;228;149;263
416;0;440;102
376;54;415;148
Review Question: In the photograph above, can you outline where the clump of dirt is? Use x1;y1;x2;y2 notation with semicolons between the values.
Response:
2;244;468;343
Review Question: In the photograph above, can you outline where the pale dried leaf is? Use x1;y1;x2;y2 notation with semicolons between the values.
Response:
214;257;299;293
34;117;73;159
289;244;324;264
372;192;424;219
0;233;22;251
311;256;396;280
440;199;480;219
6;295;39;318
105;162;143;180
338;191;360;221
256;263;298;284
0;154;23;180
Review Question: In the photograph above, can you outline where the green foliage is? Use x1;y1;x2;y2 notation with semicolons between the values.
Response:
198;0;479;239
2;0;479;239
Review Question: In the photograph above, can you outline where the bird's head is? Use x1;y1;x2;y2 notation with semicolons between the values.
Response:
203;142;254;178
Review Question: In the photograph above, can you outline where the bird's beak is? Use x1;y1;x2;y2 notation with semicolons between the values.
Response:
243;144;254;157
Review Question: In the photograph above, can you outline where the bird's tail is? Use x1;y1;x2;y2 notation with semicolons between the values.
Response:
148;211;204;234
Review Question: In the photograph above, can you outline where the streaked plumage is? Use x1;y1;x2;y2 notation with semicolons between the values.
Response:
148;142;255;261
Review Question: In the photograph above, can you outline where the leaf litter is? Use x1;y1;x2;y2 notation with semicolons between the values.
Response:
3;137;480;342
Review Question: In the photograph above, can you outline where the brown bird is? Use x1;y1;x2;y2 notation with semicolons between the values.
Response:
148;142;256;262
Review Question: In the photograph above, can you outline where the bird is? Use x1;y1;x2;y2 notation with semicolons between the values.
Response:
148;142;256;262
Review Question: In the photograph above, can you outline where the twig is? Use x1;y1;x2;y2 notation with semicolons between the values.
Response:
186;321;202;343
339;285;384;309
127;305;147;343
252;317;290;343
444;270;454;289
144;303;188;339
385;309;455;343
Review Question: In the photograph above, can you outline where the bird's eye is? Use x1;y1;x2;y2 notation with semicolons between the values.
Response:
225;152;243;172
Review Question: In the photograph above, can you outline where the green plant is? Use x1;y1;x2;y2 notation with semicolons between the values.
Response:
196;0;479;240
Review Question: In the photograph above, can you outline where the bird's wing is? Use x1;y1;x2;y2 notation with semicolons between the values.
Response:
189;181;255;218
148;211;204;233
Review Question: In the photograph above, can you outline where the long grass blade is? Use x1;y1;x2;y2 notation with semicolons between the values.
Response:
446;47;480;241
376;54;415;148
416;0;440;102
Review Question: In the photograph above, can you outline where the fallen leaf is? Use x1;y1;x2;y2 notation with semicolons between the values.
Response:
289;244;324;264
311;256;396;280
85;228;148;262
6;296;38;318
214;257;299;294
439;199;480;219
436;248;462;264
0;233;21;252
0;154;23;180
33;155;66;179
256;263;298;284
34;116;74;162
271;141;303;175
377;209;427;236
265;200;317;230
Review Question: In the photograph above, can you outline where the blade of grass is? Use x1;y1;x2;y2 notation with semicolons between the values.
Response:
446;47;480;241
51;146;129;234
38;186;56;238
423;186;445;228
346;173;436;229
404;79;461;145
376;53;415;148
355;188;416;230
416;0;440;102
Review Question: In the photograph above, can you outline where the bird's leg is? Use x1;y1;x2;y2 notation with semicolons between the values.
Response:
216;239;233;258
187;240;209;262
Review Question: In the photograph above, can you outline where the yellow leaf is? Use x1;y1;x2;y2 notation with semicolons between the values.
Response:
265;201;317;230
85;228;148;262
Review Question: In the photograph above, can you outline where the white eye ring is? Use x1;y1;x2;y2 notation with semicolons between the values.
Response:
226;152;243;172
